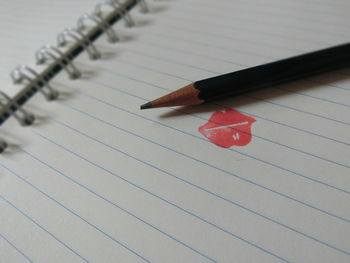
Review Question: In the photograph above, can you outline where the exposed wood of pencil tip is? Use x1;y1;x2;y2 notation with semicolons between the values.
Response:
140;83;204;109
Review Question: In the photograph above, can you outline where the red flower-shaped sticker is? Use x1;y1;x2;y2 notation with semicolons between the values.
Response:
199;109;256;148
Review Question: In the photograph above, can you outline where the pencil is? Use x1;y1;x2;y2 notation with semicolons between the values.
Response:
140;42;350;110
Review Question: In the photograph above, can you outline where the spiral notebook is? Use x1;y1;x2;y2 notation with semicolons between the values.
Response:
1;0;350;262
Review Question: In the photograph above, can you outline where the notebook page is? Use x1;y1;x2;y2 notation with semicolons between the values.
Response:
1;0;350;262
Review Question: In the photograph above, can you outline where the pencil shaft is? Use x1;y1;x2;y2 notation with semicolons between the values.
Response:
195;42;350;101
141;43;350;109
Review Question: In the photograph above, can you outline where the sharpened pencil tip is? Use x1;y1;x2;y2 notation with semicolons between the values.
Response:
140;102;153;110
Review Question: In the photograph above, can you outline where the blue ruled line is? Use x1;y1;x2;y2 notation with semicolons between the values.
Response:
275;87;350;108
0;165;153;263
67;85;350;223
175;5;349;39
0;1;348;262
136;30;350;92
104;58;350;169
20;148;218;263
28;131;289;263
101;47;350;129
141;24;350;93
0;196;90;263
304;79;350;92
34;100;350;257
204;0;350;22
134;39;247;67
246;94;350;126
117;46;350;147
140;33;350;113
149;14;329;46
82;69;350;194
145;9;350;102
142;31;274;61
214;5;350;29
134;39;350;123
0;19;350;125
0;231;35;263
145;23;302;53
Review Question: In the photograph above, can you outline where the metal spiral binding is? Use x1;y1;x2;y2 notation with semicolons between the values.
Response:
11;65;59;101
77;13;119;43
57;28;101;60
35;45;82;79
0;90;35;152
0;91;35;126
0;0;149;152
94;0;135;27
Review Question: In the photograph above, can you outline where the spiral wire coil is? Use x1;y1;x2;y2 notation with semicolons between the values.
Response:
1;0;149;152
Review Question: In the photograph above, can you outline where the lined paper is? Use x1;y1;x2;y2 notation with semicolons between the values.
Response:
1;0;350;262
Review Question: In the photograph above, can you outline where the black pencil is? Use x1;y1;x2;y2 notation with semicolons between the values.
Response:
140;42;350;110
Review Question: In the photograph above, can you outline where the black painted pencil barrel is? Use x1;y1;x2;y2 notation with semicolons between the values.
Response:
141;42;350;109
195;42;350;102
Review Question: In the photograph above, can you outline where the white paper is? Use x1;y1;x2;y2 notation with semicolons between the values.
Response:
1;0;350;262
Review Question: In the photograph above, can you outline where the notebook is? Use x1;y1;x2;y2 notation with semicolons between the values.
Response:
1;0;349;262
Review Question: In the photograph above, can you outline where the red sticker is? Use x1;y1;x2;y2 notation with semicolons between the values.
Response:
198;109;256;148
